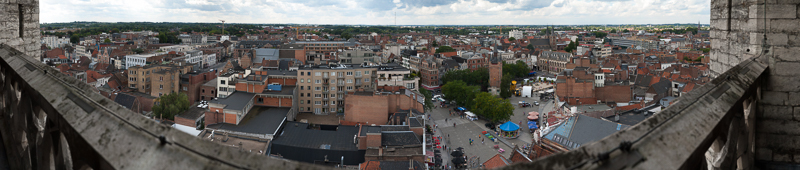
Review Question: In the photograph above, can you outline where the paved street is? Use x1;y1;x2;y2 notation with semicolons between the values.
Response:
427;95;543;169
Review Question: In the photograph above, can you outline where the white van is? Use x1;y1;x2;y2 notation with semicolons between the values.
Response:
465;111;477;121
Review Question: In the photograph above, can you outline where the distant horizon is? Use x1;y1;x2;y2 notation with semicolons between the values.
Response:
41;0;710;25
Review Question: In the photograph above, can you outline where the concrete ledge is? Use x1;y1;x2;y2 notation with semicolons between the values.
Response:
504;58;768;169
0;44;332;169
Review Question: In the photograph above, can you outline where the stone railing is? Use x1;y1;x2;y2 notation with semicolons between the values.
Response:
507;57;767;169
0;44;329;169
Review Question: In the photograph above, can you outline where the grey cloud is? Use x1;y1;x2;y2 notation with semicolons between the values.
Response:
284;0;344;7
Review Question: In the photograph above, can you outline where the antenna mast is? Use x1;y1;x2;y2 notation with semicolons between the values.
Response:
219;20;226;35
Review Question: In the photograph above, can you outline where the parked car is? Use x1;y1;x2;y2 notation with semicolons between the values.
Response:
533;101;539;106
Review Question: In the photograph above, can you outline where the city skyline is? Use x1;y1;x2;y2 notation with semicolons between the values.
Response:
41;0;711;25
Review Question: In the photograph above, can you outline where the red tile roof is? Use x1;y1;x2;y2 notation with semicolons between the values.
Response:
483;154;511;169
682;83;696;93
361;161;380;170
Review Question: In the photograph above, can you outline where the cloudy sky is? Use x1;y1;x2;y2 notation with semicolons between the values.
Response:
41;0;710;25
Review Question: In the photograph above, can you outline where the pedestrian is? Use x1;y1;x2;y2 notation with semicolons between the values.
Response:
482;138;484;144
445;118;448;123
454;123;456;127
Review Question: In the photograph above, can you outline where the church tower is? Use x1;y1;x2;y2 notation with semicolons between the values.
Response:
488;51;503;96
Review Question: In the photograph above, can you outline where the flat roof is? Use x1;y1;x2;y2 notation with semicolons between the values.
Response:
267;70;298;76
574;104;613;113
212;92;256;111
206;107;288;135
272;122;359;151
261;85;295;96
298;64;377;70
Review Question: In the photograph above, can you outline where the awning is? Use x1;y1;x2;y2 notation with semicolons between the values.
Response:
528;121;538;130
456;107;467;111
499;121;520;131
422;84;441;90
527;111;539;120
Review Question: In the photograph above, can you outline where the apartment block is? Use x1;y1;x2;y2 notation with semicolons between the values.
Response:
127;64;193;97
297;64;377;115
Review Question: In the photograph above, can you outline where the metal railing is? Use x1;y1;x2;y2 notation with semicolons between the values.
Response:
511;58;767;169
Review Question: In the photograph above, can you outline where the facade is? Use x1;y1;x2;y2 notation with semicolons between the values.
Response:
291;40;358;54
125;53;164;69
338;48;380;64
609;38;660;51
419;56;440;90
537;51;572;74
42;36;70;49
508;30;524;40
296;64;377;114
127;64;193;97
180;71;218;102
375;63;419;91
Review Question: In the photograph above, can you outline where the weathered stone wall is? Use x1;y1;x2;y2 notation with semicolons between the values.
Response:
711;0;800;165
0;0;40;59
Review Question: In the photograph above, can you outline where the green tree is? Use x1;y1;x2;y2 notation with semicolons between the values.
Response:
341;32;352;40
471;92;514;123
152;92;191;120
132;48;144;54
432;40;438;47
103;38;111;43
610;29;617;33
499;74;514;98
508;37;516;41
592;31;607;38
564;41;578;53
435;46;456;53
419;88;434;112
699;48;710;53
622;29;630;33
526;44;535;50
441;80;480;107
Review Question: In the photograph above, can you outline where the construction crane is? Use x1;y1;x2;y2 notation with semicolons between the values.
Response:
219;20;225;35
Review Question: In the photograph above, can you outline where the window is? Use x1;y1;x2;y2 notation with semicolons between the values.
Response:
315;108;321;114
307;100;310;104
315;87;321;91
315;72;321;76
182;87;187;91
257;98;263;103
347;79;353;83
307;72;311;76
159;85;163;89
364;71;369;75
307;86;311;90
315;101;321;105
219;87;227;91
355;71;361;76
331;87;336;90
159;93;163;97
331;72;336;76
331;94;336;97
347;86;353;90
300;79;304;83
307;79;311;83
364;78;369;82
202;89;205;93
307;93;310;96
160;77;163;81
332;101;336;104
221;80;226;84
300;107;304;111
301;72;304;76
130;77;135;81
315;94;321;98
347;72;353;75
300;93;304;97
315;80;321;84
300;86;304;90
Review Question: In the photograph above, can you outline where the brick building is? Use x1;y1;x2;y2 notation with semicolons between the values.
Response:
488;56;503;95
419;56;440;90
180;71;218;102
343;90;425;126
127;64;193;97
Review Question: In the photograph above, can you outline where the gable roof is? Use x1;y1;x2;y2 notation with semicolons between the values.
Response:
482;154;511;169
113;93;137;109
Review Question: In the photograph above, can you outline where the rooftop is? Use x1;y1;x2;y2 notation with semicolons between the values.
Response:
211;92;256;111
271;122;360;151
381;131;421;146
206;107;289;135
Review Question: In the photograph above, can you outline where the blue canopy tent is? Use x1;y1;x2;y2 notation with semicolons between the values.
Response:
528;71;537;75
456;107;467;111
498;121;521;138
527;121;538;130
